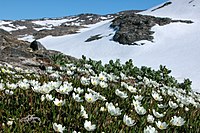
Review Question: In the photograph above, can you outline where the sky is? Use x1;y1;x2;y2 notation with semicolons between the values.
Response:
0;0;167;20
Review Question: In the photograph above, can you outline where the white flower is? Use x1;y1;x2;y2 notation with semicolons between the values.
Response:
144;125;158;133
0;83;5;91
18;80;30;90
87;88;107;101
135;106;146;115
155;121;168;130
56;82;73;94
123;114;136;126
91;77;99;86
72;131;81;133
132;100;141;107
74;87;84;94
106;102;121;116
99;81;108;88
41;95;45;101
53;123;65;133
7;83;17;90
85;93;98;103
120;72;127;80
46;94;54;101
80;105;88;119
185;107;189;112
73;93;83;102
152;109;165;118
169;100;178;109
100;107;106;112
99;72;107;81
147;114;154;123
157;103;168;109
84;120;96;131
152;91;163;101
5;90;14;95
53;98;65;106
81;77;90;86
115;89;128;99
7;121;13;126
67;70;74;76
134;95;143;101
170;116;185;126
127;86;137;93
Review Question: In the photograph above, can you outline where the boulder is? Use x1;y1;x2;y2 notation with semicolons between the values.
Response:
30;40;46;51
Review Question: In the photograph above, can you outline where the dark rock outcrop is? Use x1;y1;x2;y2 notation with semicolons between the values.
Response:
110;13;193;45
110;14;172;45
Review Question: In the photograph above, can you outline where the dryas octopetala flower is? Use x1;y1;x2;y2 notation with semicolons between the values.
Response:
53;123;65;133
144;125;158;133
157;103;168;109
134;95;143;101
123;114;136;127
41;95;45;101
115;89;128;99
132;100;142;107
99;81;108;88
134;105;146;115
169;100;178;109
152;91;163;101
0;83;5;91
147;114;155;123
18;79;30;90
127;85;137;93
46;94;54;101
56;82;73;95
80;105;88;119
91;76;99;86
170;116;185;126
74;87;84;94
106;102;121;116
98;72;107;82
155;121;168;130
5;90;14;95
80;77;90;86
152;109;165;118
7;120;13;126
85;93;98;103
73;93;83;102
84;120;96;131
53;98;65;106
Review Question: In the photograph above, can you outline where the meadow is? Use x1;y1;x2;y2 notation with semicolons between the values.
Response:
0;55;199;132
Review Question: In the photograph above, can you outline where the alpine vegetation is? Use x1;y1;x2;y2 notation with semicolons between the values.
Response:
0;56;200;132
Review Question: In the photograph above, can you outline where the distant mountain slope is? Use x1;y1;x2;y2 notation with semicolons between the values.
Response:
0;10;141;42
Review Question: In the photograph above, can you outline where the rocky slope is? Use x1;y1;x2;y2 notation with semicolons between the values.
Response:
0;28;75;71
0;11;139;42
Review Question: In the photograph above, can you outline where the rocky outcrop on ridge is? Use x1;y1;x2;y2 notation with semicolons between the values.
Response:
110;13;193;45
1;10;142;41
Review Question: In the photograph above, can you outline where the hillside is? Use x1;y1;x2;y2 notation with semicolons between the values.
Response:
0;1;200;132
37;0;200;92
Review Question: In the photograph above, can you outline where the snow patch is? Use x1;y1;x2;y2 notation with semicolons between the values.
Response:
32;18;79;27
39;19;200;92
